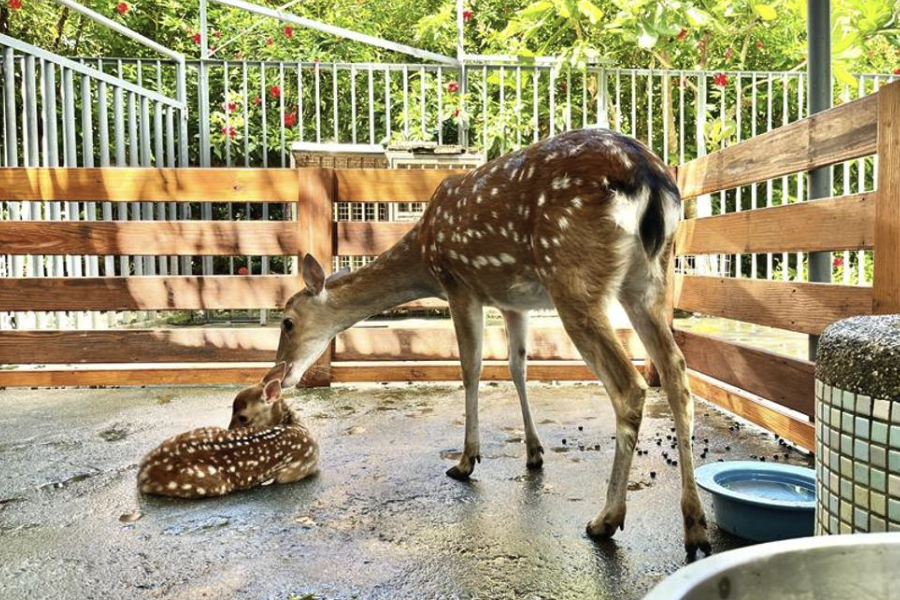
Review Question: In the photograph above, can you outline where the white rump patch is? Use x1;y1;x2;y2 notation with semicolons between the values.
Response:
609;186;651;235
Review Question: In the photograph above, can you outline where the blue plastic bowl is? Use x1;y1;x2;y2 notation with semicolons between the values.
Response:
695;461;815;542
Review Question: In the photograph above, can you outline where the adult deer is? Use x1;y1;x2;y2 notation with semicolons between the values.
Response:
276;128;710;555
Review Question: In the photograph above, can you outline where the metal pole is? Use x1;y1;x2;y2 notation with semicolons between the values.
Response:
807;0;831;359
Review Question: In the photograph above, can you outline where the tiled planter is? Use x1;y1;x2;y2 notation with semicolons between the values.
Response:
815;315;900;535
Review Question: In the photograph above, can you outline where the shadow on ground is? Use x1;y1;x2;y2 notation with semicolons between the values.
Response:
0;382;810;600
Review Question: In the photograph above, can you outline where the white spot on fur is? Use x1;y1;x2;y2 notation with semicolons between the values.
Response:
499;253;516;264
552;176;571;190
572;197;583;209
558;216;569;230
540;237;549;249
488;256;501;267
448;249;458;260
491;187;499;196
527;165;535;179
537;194;546;207
552;237;561;247
544;152;558;163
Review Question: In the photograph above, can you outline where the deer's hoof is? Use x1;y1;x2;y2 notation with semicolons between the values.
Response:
446;465;473;481
684;514;712;560
586;512;625;540
526;445;545;470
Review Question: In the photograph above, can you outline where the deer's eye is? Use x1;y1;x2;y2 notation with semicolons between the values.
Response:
282;318;294;333
238;415;248;425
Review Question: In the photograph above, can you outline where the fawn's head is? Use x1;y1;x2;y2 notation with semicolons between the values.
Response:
228;362;288;430
277;254;349;387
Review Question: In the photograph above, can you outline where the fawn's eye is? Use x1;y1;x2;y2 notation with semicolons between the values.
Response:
282;318;294;333
238;415;248;425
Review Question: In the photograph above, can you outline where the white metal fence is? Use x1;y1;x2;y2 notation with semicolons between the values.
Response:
1;42;896;332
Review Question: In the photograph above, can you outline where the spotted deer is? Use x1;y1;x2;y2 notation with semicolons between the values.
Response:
138;363;318;498
276;128;710;555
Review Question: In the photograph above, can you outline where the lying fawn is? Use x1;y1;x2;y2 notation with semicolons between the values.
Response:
138;363;318;499
275;128;710;555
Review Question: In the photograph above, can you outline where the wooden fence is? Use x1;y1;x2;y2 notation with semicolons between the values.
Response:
1;80;898;450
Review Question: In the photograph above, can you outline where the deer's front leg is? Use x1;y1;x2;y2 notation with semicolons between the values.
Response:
446;293;484;481
501;309;544;470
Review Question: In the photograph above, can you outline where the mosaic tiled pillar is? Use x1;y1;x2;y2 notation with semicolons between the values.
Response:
815;315;900;535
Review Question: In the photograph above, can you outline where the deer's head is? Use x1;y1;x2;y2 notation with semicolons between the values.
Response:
228;362;287;429
276;254;349;388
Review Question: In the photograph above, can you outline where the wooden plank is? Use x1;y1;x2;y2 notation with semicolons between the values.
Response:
336;222;412;256
674;274;873;335
675;330;814;417
335;326;644;361
874;80;900;313
335;168;466;202
0;276;446;312
675;193;875;255
688;372;815;450
0;361;639;388
678;94;877;199
0;221;298;256
0;326;642;365
0;275;299;311
0;167;298;202
297;168;336;386
0;329;280;364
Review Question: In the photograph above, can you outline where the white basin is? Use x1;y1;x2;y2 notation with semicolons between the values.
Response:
644;533;900;600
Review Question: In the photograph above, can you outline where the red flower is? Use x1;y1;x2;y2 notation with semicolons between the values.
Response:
895;68;900;75
238;266;249;275
266;37;274;46
463;9;473;22
724;47;734;60
252;95;262;105
559;80;567;92
453;108;460;117
676;28;688;41
224;101;237;113
191;32;201;45
284;26;293;38
447;80;459;93
221;125;236;139
283;112;297;128
713;73;728;87
116;2;129;15
833;257;844;268
213;30;222;39
268;85;281;99
756;39;764;50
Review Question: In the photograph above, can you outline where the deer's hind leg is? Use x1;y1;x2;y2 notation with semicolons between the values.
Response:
619;257;711;557
446;291;485;481
501;309;544;469
548;283;647;539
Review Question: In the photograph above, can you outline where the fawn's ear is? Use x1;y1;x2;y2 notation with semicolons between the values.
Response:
326;266;351;287
263;379;282;403
302;254;326;296
262;361;287;384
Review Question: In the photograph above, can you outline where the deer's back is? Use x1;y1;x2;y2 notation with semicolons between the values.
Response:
138;424;318;498
416;128;680;309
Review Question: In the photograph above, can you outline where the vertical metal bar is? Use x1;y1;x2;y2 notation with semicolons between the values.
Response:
331;65;339;143
351;65;358;144
807;0;832;357
97;63;113;280
841;83;851;285
62;68;81;283
679;71;685;164
402;64;409;139
647;70;653;150
581;69;587;128
198;0;211;167
735;73;742;278
384;68;391;140
279;63;286;166
437;66;443;145
615;70;621;132
315;63;322;142
598;68;608;127
515;66;522;149
662;72;669;165
297;62;303;143
368;65;374;144
3;48;18;168
81;74;100;280
127;91;144;277
630;71;636;137
481;65;488;150
781;74;789;281
113;68;128;278
532;68;539;142
499;66;505;154
260;64;268;167
224;61;232;167
565;69;572;130
549;68;556;136
242;62;249;165
139;67;155;279
766;73;773;280
750;73;758;279
857;75;866;284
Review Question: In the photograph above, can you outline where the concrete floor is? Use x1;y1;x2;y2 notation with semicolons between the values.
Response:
0;382;812;600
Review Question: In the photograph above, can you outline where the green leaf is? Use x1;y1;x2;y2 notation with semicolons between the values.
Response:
519;0;554;20
755;4;777;21
577;0;604;25
833;62;857;88
685;6;711;26
637;24;658;48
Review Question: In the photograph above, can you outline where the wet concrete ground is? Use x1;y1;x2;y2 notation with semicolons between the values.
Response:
0;382;811;600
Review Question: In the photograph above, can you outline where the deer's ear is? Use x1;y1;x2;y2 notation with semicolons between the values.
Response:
262;361;287;384
326;267;351;287
302;254;326;296
263;379;282;403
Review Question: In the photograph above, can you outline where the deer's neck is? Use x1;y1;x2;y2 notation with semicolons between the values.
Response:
325;229;439;331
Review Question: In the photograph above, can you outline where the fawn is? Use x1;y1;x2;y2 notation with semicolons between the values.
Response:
274;128;710;555
138;363;318;499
